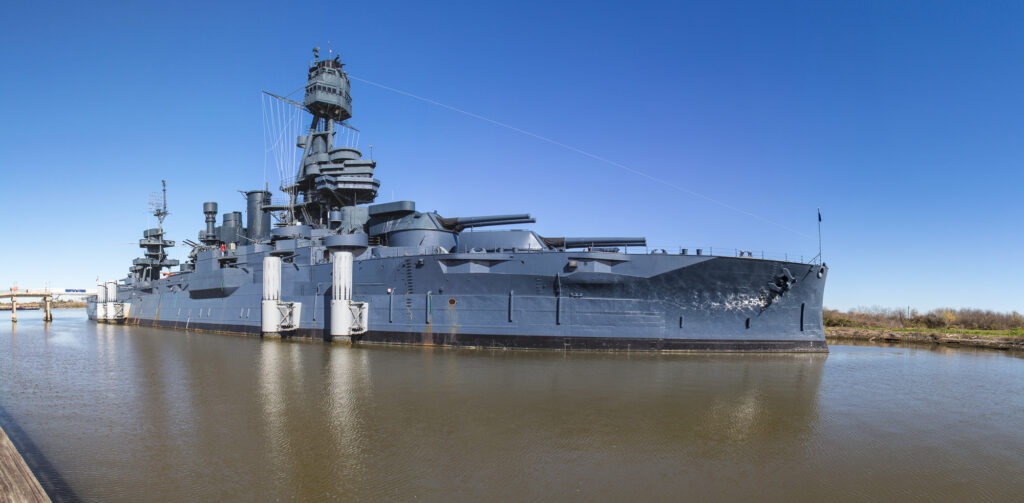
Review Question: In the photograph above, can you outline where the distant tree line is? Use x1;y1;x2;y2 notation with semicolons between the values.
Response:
824;306;1024;331
0;299;86;309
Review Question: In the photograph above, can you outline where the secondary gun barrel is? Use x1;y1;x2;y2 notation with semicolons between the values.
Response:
541;237;647;249
438;214;536;230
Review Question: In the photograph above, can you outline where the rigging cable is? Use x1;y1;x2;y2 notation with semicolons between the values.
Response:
348;75;813;240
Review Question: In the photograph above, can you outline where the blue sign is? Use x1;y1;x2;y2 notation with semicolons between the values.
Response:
64;289;86;293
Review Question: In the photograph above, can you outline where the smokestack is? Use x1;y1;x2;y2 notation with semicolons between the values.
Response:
246;190;272;241
223;212;242;244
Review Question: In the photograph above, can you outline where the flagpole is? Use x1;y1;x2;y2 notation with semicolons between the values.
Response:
817;208;822;265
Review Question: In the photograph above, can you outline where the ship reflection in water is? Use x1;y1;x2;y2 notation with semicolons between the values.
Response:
2;311;1024;501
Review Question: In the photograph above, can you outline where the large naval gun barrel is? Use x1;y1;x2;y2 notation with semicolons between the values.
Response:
541;237;647;249
438;214;536;231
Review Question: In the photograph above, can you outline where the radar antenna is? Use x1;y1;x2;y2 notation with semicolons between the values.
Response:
148;179;169;232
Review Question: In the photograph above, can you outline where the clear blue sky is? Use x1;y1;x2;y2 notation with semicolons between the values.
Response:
1;1;1021;312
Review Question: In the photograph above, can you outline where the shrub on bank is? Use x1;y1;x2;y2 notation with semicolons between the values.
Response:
824;307;1024;331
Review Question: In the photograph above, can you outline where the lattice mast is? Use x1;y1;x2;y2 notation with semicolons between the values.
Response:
154;180;168;238
132;180;178;281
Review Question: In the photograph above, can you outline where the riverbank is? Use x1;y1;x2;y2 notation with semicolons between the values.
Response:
827;326;1024;352
0;424;49;502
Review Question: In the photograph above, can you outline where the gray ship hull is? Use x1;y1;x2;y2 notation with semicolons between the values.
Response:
91;50;828;352
91;250;827;352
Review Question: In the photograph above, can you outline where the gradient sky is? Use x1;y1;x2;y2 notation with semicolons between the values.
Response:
1;1;1021;312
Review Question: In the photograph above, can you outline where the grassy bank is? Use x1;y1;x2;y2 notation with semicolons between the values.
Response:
825;307;1023;332
826;326;1024;351
830;325;1023;337
824;307;1024;351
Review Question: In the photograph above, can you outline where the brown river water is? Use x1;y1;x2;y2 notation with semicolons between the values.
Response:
1;310;1023;502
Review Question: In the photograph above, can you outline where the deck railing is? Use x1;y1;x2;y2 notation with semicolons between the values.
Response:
636;246;822;264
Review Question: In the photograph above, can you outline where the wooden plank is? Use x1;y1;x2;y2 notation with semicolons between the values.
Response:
0;424;49;503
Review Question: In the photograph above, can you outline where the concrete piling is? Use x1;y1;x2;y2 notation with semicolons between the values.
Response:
261;256;283;336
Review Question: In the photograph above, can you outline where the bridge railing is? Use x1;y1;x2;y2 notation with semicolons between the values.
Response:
1;288;98;298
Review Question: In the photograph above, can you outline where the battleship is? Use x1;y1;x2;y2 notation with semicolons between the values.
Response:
88;49;828;351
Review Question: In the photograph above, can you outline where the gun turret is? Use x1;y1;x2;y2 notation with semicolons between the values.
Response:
438;214;536;232
541;237;647;249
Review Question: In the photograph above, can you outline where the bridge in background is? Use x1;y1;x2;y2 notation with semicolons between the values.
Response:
1;288;97;322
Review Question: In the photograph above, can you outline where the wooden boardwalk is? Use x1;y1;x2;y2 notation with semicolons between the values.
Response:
0;424;49;503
